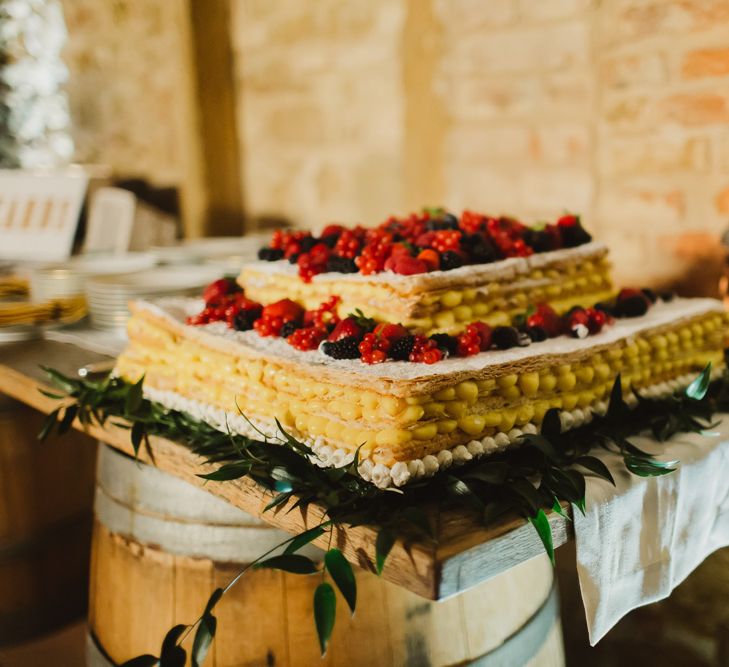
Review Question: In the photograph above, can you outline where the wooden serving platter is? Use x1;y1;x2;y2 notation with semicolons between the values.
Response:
0;339;572;600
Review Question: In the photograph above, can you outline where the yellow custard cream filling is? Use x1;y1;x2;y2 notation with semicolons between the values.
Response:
116;308;727;467
240;256;613;335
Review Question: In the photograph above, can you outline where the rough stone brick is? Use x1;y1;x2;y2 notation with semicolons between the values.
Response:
682;47;729;78
600;134;709;174
517;0;592;22
716;184;729;214
434;0;516;30
445;124;533;162
601;51;668;89
661;92;729;126
532;123;592;164
520;168;594;214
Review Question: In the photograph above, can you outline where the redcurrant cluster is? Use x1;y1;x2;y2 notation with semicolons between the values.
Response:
456;322;493;357
409;335;442;364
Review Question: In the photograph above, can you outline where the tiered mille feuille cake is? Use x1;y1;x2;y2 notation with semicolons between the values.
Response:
115;210;729;488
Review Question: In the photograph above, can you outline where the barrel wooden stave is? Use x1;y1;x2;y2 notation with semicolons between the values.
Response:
90;444;564;666
0;396;96;645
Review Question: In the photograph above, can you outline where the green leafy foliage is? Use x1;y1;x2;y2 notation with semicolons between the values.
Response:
313;582;337;656
324;548;357;614
686;362;712;401
254;554;319;575
529;509;554;565
40;361;729;665
375;528;396;575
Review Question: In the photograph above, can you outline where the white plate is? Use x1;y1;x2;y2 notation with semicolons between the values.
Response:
68;252;157;275
86;265;221;294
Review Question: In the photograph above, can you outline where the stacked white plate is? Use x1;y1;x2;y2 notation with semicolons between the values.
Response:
85;265;222;330
30;253;157;302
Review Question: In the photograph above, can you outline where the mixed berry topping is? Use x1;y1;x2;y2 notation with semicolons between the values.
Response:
186;279;672;365
257;209;593;282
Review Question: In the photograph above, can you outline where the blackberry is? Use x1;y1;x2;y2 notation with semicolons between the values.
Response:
389;335;416;361
258;247;284;261
641;288;658;303
440;251;464;271
320;233;339;248
561;220;592;247
325;256;358;273
492;326;521;350
233;309;260;331
526;325;548;342
594;300;616;317
659;290;675;302
616;296;648;318
430;333;458;356
279;319;303;338
425;216;459;231
522;229;552;253
461;234;497;264
288;253;300;264
321;336;361;360
300;236;318;252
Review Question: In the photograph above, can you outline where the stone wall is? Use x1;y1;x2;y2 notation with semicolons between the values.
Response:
60;0;192;187
229;0;729;285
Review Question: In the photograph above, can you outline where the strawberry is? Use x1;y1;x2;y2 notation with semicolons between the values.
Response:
391;255;428;275
566;307;590;338
526;303;563;338
373;322;408;341
203;278;239;305
262;299;304;322
417;248;440;271
469;321;493;351
328;317;364;342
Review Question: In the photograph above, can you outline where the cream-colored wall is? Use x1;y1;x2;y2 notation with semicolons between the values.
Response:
229;0;729;285
59;0;729;284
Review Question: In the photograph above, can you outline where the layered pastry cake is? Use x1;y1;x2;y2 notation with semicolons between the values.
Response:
114;209;729;488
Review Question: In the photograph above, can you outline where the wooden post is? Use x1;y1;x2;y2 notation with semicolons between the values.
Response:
178;0;245;239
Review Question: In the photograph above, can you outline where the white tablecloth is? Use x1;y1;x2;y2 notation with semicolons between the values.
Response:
575;415;729;644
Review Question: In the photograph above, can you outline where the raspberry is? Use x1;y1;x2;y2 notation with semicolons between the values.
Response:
409;335;443;364
486;218;533;258
390;335;415;361
321;336;362;360
279;319;303;338
429;333;458;356
359;332;390;364
203;278;240;305
288;326;327;351
431;230;462;253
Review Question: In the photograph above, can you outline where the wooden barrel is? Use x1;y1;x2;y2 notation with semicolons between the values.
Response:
88;444;564;666
0;394;96;645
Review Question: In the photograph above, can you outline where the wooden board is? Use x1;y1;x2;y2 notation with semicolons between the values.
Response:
0;339;572;600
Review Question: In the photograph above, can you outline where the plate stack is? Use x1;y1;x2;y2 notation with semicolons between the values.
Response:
85;265;221;330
